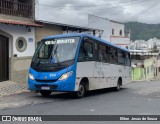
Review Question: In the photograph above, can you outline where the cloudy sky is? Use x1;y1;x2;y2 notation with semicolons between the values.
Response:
35;0;160;27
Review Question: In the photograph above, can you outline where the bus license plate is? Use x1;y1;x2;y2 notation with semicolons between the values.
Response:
41;86;50;90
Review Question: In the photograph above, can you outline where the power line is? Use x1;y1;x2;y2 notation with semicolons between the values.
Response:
126;1;158;22
37;0;158;24
83;0;146;11
38;0;146;12
134;4;159;19
38;0;142;8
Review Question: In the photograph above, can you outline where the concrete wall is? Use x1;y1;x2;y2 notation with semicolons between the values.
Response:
0;0;35;22
35;24;63;42
110;21;130;48
132;57;157;81
0;23;35;83
0;0;36;83
88;15;131;47
132;68;144;80
0;14;34;23
156;57;160;79
110;36;130;48
88;14;111;42
144;57;156;80
11;57;32;83
110;21;125;37
0;23;35;57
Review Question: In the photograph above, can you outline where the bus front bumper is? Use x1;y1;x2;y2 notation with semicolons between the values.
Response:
28;78;75;92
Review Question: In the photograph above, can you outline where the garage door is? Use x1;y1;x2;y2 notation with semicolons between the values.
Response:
0;34;9;82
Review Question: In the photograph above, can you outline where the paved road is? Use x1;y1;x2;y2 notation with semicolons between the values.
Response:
0;80;160;124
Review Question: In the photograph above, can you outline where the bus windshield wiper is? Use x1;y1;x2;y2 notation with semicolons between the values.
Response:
51;43;60;65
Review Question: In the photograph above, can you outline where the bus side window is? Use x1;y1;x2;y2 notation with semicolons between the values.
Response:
125;53;131;66
78;39;94;62
98;44;109;63
78;44;85;62
109;47;118;64
118;50;125;65
106;46;110;63
84;41;94;61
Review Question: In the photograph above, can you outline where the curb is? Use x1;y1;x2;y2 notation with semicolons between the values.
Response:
132;79;159;83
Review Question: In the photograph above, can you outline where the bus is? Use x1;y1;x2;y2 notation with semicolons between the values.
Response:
28;33;131;98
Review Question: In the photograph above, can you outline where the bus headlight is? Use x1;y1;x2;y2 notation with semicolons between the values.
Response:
29;73;35;80
59;71;73;81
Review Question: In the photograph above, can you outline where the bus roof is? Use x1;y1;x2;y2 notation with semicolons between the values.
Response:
43;33;129;52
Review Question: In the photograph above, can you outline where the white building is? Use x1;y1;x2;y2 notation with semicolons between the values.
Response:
88;14;110;41
130;38;160;50
110;20;130;48
0;0;40;83
88;14;130;48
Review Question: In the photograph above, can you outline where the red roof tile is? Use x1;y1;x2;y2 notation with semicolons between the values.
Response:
0;19;42;27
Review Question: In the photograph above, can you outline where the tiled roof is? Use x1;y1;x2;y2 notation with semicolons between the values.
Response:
0;19;42;27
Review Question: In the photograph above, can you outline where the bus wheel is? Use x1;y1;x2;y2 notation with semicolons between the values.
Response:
115;79;121;91
76;83;86;98
40;91;52;97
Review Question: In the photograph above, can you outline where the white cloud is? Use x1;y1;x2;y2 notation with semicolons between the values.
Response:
36;0;160;26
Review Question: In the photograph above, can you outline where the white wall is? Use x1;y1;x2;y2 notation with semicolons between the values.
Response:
110;21;124;37
111;37;130;48
110;21;130;48
0;23;35;57
88;14;131;48
88;14;111;42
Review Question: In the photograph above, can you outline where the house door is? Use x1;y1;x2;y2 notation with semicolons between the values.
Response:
0;34;9;82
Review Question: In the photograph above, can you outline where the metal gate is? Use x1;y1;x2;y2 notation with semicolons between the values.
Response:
0;34;9;82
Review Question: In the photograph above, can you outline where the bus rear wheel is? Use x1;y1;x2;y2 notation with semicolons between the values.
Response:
40;91;52;97
76;83;86;98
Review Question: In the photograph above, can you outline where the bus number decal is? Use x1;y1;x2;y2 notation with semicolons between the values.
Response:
49;73;56;77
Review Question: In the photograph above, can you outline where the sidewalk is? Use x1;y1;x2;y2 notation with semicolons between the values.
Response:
0;81;28;97
132;78;158;83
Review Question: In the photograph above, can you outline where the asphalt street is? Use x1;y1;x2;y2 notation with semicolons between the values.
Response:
0;80;160;124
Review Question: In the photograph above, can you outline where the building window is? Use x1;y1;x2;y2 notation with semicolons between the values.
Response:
159;67;160;72
16;37;27;52
120;30;122;36
112;29;114;35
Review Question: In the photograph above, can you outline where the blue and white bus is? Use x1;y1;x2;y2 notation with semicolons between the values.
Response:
28;33;131;98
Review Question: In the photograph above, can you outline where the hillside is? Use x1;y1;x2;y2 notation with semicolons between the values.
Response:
125;22;160;41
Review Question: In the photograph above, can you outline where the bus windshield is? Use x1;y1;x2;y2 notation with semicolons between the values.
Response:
33;37;80;64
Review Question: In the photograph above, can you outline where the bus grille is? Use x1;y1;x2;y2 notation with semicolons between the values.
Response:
35;79;58;83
